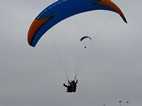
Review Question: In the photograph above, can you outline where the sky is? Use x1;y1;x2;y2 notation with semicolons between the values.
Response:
0;0;142;106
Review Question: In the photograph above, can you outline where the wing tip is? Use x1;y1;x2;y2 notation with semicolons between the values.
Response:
27;19;48;47
27;15;55;47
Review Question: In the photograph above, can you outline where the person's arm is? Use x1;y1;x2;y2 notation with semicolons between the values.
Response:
63;83;68;87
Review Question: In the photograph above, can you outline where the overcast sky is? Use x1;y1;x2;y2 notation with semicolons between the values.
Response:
0;0;142;106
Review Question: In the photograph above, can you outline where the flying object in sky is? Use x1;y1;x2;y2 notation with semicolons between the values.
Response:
80;36;92;42
80;36;92;48
63;79;78;93
63;74;78;93
28;0;127;47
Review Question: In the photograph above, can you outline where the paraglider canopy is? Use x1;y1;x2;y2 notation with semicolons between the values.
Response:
27;0;127;47
80;36;92;42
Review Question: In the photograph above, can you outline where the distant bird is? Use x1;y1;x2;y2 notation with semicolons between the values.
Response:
28;0;127;47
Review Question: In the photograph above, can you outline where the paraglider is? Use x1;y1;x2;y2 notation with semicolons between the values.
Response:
80;35;93;48
28;0;127;47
